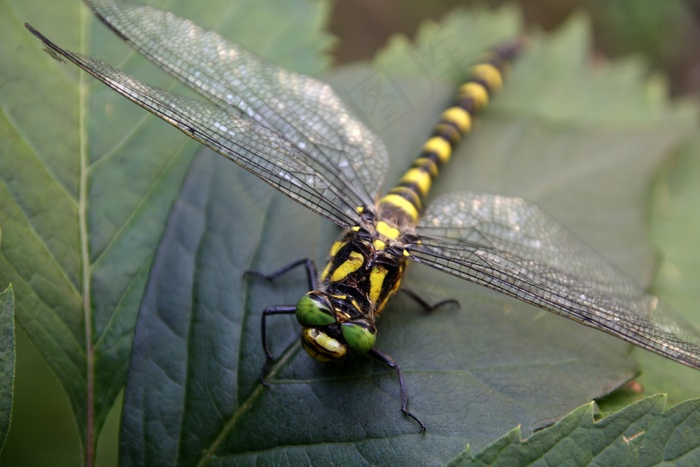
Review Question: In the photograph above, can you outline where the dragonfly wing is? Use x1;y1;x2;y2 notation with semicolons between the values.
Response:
27;25;366;229
411;192;700;369
83;0;386;210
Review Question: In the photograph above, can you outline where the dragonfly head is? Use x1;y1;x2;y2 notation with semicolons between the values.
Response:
295;291;376;362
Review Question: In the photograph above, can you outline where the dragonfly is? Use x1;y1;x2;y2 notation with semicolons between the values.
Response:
27;0;700;431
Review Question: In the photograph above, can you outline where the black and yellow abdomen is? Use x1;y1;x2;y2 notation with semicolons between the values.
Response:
295;41;523;365
378;45;518;225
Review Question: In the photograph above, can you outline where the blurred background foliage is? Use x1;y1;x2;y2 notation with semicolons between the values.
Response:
330;0;700;96
3;0;700;465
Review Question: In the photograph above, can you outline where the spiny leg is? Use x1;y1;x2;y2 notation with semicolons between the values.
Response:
401;287;460;312
368;348;426;433
259;306;296;385
260;306;297;361
245;258;319;290
247;258;319;384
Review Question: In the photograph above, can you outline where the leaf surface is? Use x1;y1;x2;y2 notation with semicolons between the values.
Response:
642;134;700;401
0;282;15;454
0;0;330;458
2;1;699;465
118;8;698;466
450;395;700;466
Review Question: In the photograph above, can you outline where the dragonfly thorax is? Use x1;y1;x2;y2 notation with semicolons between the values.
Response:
320;222;409;309
296;217;411;362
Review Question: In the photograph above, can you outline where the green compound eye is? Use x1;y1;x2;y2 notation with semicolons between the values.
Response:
341;322;376;354
296;294;336;326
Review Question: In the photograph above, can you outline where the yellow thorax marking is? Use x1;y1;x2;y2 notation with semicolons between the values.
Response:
458;82;488;110
320;262;332;281
329;241;344;256
423;136;452;164
373;239;386;251
369;266;389;305
471;63;503;92
376;220;400;239
330;251;364;282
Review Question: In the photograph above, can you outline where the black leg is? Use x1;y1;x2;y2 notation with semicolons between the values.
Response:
368;347;426;433
259;306;297;385
245;258;319;290
401;287;459;312
250;259;319;384
261;306;297;360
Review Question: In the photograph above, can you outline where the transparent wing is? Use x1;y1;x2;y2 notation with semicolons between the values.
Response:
409;192;700;369
27;25;369;228
83;0;387;211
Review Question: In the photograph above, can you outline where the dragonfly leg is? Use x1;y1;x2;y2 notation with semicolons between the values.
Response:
245;258;319;290
368;348;426;433
249;259;320;384
401;287;460;312
259;306;297;385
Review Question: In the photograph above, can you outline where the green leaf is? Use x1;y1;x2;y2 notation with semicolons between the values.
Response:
0;281;15;455
116;8;699;466
4;1;700;465
449;395;700;465
0;0;330;462
642;134;700;401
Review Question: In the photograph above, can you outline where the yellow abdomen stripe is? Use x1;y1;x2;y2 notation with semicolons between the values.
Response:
457;82;489;110
471;63;503;92
378;40;520;224
423;137;452;164
441;107;471;133
378;194;419;222
400;168;432;196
